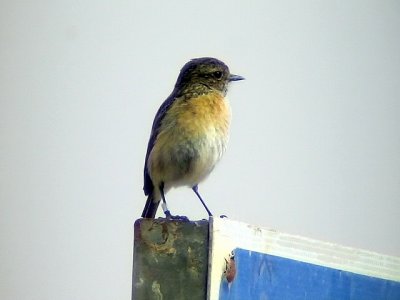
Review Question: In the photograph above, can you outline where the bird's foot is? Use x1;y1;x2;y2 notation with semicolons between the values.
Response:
164;210;189;222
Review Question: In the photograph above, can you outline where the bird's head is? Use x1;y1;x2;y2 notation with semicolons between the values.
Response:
175;57;244;96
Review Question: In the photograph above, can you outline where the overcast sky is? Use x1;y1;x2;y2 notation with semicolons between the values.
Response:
1;1;399;299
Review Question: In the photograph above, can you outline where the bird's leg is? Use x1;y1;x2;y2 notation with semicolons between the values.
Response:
159;182;172;218
192;185;213;217
160;182;189;221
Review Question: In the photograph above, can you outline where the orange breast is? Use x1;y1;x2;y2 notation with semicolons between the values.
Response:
172;91;231;138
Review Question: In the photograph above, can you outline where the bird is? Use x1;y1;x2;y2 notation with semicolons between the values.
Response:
141;57;244;219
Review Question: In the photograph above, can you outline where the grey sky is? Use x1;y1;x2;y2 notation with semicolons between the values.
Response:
1;1;399;299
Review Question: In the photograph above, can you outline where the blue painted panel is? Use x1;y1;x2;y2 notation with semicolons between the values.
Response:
219;248;400;300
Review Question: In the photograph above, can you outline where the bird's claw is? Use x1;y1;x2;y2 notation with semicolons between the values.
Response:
164;210;189;221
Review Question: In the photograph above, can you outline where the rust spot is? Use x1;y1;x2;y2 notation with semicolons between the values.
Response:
141;219;178;255
224;251;236;283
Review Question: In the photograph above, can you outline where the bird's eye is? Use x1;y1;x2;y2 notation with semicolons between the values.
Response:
212;71;223;79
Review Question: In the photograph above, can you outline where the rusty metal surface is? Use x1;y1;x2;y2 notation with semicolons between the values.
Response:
132;218;209;300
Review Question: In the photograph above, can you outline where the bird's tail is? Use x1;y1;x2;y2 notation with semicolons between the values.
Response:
141;193;160;218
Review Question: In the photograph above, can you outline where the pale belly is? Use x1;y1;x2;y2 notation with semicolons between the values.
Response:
148;132;227;191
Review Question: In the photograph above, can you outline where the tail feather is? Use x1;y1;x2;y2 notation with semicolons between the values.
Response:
141;194;160;218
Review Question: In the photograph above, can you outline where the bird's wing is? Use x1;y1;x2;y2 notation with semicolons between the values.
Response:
143;93;177;195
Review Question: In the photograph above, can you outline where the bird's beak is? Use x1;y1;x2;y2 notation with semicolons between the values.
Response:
229;74;245;82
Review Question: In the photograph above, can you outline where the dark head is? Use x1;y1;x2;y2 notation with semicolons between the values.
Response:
175;57;244;96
